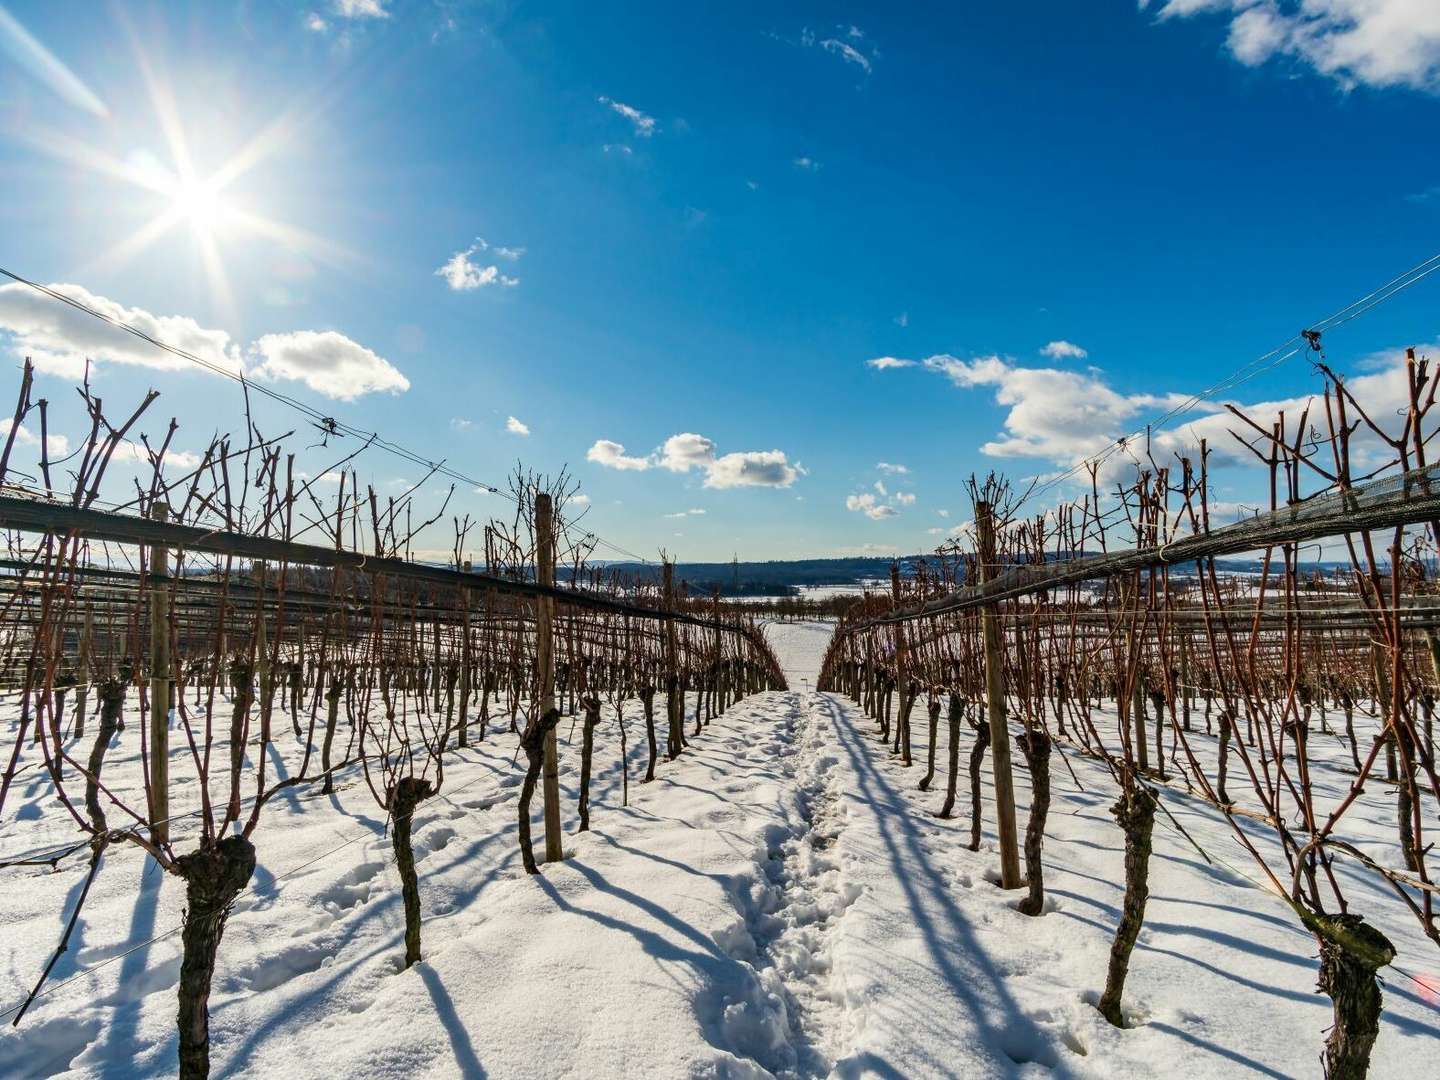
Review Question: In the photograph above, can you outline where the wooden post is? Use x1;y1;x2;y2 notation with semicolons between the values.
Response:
535;494;563;864
148;503;172;846
74;600;93;739
663;562;682;758
975;501;1021;889
889;562;912;765
459;560;472;748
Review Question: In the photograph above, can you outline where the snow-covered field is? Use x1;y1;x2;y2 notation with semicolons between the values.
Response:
2;620;1437;1077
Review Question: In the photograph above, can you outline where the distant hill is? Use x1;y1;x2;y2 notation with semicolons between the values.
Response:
560;553;1386;598
569;556;927;597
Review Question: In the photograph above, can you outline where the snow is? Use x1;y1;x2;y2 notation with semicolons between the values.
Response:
2;620;1437;1078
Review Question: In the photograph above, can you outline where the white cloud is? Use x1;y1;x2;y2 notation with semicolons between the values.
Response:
435;239;521;290
873;479;888;495
335;0;388;18
846;492;898;520
919;345;1439;490
0;419;68;457
570;493;591;505
587;432;800;489
821;38;872;73
894;312;909;328
793;156;821;170
663;507;707;519
0;281;406;401
867;356;915;370
705;450;799;489
876;461;908;474
603;144;634;156
450;417;473;431
598;96;657;137
894;491;916;506
111;440;202;471
0;281;241;381
306;13;329;32
920;352;1197;465
587;439;651;471
251;330;410;401
658;432;716;473
1146;0;1440;92
793;24;878;76
505;415;530;436
1040;339;1088;360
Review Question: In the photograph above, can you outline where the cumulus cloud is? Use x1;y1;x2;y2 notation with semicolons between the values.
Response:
919;344;1437;488
251;331;410;401
1040;339;1088;360
506;415;530;436
435;239;521;291
658;432;717;473
586;432;800;488
0;281;241;381
867;356;915;370
587;439;652;471
919;352;1198;464
845;492;898;520
876;461;908;474
705;450;798;489
1145;0;1440;92
0;419;68;457
0;281;407;401
598;96;657;137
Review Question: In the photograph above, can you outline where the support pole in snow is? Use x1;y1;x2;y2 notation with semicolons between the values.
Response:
148;501;172;847
663;561;683;758
976;500;1022;889
536;494;563;864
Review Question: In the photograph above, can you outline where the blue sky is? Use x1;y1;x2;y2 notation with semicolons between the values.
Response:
0;1;1437;562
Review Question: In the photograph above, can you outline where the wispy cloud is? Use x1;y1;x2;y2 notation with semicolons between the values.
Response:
792;156;822;171
335;0;389;18
867;356;915;370
435;239;521;290
598;96;657;137
1040;339;1088;360
782;24;879;78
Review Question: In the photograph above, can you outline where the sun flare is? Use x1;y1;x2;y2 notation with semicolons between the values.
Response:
168;174;226;236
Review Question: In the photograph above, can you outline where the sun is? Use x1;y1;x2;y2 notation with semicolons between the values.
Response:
168;174;226;236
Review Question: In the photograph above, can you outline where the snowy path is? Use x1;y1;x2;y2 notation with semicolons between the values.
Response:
763;621;1440;1080
3;619;1438;1078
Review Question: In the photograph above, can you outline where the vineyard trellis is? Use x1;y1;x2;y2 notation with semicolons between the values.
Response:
0;361;784;1078
818;349;1440;1078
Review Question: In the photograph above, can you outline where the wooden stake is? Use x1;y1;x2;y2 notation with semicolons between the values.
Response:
148;502;172;846
976;500;1022;889
535;494;563;864
663;562;683;758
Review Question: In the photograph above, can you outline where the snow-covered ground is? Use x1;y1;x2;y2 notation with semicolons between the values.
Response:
2;620;1436;1078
